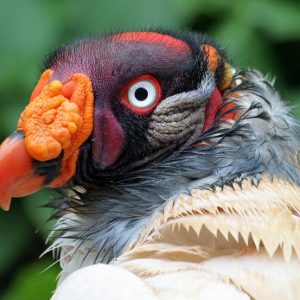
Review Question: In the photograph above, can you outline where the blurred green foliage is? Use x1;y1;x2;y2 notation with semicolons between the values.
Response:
0;0;299;299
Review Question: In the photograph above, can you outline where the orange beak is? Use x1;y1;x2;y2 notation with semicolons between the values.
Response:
0;133;44;211
0;70;94;211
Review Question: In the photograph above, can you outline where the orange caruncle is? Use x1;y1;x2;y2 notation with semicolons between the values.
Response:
18;80;83;161
17;69;94;186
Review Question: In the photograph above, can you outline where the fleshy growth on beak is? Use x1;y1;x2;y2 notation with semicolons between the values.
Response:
0;69;94;210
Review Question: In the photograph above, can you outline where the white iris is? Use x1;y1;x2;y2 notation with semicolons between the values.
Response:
128;80;157;108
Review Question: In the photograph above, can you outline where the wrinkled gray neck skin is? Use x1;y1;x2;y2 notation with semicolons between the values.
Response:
47;70;300;282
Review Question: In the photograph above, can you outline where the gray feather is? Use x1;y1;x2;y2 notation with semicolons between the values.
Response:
47;69;300;281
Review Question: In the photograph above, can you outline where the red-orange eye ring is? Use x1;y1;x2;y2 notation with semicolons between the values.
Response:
120;74;162;115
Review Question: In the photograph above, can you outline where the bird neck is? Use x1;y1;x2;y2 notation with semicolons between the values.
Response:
48;70;300;282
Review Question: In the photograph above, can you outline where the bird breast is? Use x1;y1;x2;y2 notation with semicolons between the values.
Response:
53;177;300;299
114;177;300;299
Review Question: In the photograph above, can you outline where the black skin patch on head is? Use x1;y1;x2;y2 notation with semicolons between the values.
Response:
33;152;63;185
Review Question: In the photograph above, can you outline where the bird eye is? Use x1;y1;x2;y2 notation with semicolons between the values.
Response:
128;80;157;108
121;75;162;115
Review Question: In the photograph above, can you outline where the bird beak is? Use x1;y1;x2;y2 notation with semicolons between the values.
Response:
0;133;44;211
0;70;94;211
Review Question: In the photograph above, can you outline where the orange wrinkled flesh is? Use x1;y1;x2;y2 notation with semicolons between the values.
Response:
18;80;82;161
18;69;94;185
64;73;94;160
30;69;54;102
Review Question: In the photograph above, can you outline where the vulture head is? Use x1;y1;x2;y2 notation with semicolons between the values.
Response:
0;31;299;283
0;31;234;207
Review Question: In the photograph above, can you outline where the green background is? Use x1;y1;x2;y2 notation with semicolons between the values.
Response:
0;0;300;299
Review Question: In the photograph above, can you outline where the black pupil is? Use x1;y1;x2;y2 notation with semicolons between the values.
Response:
134;87;148;101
